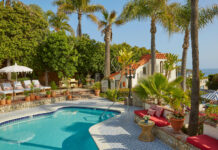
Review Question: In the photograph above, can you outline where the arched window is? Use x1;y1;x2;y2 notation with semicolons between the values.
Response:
160;61;163;73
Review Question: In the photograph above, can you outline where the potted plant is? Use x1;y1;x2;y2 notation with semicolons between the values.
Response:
50;81;57;97
6;95;12;104
0;94;6;105
143;115;150;123
24;91;30;101
63;78;70;95
46;91;51;98
35;88;41;100
30;83;35;101
92;82;101;96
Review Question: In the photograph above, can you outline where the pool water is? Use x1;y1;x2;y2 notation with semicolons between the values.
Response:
0;107;119;150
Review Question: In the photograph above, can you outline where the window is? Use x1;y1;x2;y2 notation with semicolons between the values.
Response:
143;67;147;75
160;61;163;73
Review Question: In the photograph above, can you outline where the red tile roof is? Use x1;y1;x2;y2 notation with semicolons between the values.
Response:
109;53;166;78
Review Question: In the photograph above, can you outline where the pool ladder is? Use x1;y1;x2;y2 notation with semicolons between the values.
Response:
99;102;115;120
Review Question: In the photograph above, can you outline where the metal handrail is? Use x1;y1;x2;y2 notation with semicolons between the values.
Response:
99;102;115;120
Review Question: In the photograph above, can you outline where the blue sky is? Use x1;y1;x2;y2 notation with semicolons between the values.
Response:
20;0;218;69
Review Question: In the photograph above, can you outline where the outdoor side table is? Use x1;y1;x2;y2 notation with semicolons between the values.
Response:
138;120;155;142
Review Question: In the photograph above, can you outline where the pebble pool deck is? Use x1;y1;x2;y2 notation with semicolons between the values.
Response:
0;98;172;150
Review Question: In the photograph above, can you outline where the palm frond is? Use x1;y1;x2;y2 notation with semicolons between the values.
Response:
85;4;105;13
108;11;116;24
199;5;218;28
87;14;99;24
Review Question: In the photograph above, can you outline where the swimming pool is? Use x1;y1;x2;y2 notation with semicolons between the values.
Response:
0;107;119;150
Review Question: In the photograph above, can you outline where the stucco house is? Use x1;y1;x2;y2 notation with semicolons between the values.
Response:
101;53;177;91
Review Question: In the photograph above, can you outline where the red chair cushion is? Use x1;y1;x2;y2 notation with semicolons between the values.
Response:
134;110;170;127
187;135;218;150
149;116;170;127
150;104;157;110
134;110;148;118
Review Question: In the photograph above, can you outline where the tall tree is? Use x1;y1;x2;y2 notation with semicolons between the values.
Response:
174;1;218;91
46;10;74;35
121;0;178;75
54;0;104;37
188;0;199;136
88;10;124;77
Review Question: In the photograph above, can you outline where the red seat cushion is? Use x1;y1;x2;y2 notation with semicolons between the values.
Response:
187;135;218;150
134;110;148;118
149;116;170;127
134;110;170;127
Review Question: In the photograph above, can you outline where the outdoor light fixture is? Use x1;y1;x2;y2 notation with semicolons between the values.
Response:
125;65;136;107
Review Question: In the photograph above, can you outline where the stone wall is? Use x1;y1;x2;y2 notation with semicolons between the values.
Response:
152;126;199;150
0;96;68;113
132;93;143;107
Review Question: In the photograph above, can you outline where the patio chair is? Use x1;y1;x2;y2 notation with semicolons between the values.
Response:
13;81;26;92
0;85;13;95
2;83;23;94
32;80;51;90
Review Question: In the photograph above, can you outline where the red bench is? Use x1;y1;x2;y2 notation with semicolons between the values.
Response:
134;106;170;127
187;135;218;150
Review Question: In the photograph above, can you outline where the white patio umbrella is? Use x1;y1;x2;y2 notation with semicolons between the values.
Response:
201;91;218;101
0;63;33;81
0;63;33;100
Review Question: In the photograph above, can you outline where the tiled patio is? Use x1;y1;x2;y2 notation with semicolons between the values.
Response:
0;98;172;150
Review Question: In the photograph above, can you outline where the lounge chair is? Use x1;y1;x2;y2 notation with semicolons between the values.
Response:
0;85;13;95
13;81;27;92
2;83;23;94
32;80;50;90
23;80;33;91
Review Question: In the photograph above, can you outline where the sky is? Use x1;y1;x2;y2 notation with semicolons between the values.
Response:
20;0;218;69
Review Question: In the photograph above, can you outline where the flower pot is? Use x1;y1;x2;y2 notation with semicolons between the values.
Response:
47;94;51;98
35;95;40;100
170;118;184;132
67;95;72;100
66;90;70;95
6;99;11;105
144;119;148;123
94;90;100;96
25;96;30;102
78;83;82;88
30;94;35;101
51;91;56;97
0;100;6;105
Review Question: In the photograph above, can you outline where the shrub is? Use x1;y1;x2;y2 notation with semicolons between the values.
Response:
206;74;218;90
50;81;58;90
92;82;101;90
105;89;125;102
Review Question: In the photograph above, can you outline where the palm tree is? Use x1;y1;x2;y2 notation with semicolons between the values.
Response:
54;0;104;37
188;0;199;136
121;0;178;75
174;1;218;91
46;10;74;35
88;10;125;77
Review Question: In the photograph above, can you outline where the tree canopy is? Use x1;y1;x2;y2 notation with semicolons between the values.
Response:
0;1;48;67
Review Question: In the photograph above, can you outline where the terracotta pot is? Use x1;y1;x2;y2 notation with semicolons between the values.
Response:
30;94;35;101
51;91;56;97
94;90;100;96
67;95;72;100
6;99;11;105
66;90;70;95
35;95;40;100
78;83;82;88
47;94;51;98
25;96;30;101
0;99;6;105
170;118;184;132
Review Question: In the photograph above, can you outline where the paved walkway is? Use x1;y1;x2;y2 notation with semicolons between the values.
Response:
0;98;172;150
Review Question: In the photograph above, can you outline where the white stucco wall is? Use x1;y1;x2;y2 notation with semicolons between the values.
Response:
110;58;177;89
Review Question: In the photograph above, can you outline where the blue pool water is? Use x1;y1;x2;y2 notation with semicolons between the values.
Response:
0;107;119;150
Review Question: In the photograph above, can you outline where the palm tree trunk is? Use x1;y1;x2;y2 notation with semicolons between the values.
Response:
150;18;156;74
181;28;189;91
104;27;111;77
77;11;82;37
188;0;200;136
45;70;48;86
5;0;10;6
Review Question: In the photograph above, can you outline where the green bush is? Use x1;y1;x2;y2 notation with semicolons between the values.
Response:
105;89;126;102
206;74;218;90
50;81;58;90
92;82;101;90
